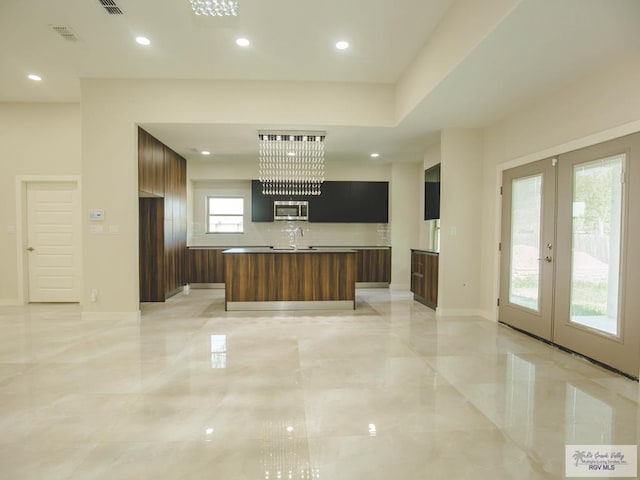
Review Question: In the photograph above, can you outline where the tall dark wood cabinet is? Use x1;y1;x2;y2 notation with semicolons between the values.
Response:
163;147;187;297
138;128;165;197
139;198;165;302
138;127;187;302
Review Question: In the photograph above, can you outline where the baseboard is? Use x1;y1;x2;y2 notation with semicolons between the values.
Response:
189;283;225;289
389;283;410;291
435;308;486;318
478;309;496;322
81;310;141;321
0;299;22;306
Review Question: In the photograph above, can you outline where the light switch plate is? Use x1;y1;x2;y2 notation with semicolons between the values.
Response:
89;210;105;221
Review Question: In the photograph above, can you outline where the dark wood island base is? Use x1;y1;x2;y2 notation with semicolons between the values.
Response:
223;248;358;311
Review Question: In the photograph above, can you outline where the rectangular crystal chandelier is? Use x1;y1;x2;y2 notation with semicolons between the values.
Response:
189;0;238;16
258;132;326;196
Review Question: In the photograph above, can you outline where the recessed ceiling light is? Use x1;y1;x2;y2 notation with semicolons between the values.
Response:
286;152;296;157
201;151;211;155
236;38;250;47
336;41;349;50
136;36;151;46
370;153;380;158
27;74;42;81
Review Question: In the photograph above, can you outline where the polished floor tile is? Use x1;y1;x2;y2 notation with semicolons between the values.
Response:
1;289;639;479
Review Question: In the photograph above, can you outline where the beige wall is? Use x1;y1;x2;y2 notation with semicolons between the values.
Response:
7;53;638;316
390;162;421;290
0;103;81;304
81;79;401;316
479;53;640;319
438;129;483;315
395;0;521;120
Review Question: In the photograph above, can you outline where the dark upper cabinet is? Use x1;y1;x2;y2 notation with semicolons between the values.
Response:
351;181;388;223
251;180;389;223
424;163;441;220
308;181;351;222
251;180;274;222
316;181;388;223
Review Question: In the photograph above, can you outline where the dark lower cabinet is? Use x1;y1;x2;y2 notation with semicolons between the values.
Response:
410;249;438;309
186;248;225;284
185;246;391;286
356;248;391;283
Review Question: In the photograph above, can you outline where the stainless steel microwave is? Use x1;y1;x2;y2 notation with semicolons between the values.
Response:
273;200;309;221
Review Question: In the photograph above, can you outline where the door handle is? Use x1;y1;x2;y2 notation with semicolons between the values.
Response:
544;256;552;263
27;247;35;252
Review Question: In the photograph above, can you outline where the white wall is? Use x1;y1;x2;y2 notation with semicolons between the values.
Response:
0;103;81;304
438;129;483;315
479;53;640;320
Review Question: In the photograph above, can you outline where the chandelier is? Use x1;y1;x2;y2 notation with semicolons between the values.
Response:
258;132;326;196
189;0;238;16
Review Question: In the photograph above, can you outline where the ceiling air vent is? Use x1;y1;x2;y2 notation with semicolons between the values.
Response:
98;0;124;15
50;25;79;42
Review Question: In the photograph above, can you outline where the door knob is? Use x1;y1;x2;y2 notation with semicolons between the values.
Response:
544;256;552;263
27;247;35;252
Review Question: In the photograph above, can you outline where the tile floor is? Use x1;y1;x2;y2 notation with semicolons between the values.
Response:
0;289;639;479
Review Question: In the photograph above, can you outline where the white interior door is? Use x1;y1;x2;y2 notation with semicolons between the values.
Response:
26;182;81;302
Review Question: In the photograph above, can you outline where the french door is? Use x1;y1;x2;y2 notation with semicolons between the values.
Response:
499;158;556;340
500;133;640;378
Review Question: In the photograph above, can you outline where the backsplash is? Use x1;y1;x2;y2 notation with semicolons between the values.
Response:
189;221;389;248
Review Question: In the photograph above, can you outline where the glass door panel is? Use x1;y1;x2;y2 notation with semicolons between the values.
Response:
553;132;640;378
509;174;543;311
570;155;624;336
499;158;556;340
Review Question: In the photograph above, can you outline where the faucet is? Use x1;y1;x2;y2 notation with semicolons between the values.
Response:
289;225;304;250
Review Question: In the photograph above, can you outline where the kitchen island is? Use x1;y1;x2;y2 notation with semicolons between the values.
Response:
223;247;357;311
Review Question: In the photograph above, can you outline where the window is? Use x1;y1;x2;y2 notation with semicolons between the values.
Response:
207;197;244;233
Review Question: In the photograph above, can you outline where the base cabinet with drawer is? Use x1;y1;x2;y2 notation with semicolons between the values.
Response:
410;249;438;309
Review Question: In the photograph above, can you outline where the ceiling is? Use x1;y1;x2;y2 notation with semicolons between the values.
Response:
2;0;639;163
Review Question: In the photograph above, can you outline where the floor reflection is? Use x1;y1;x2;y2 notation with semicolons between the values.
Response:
1;289;639;479
260;419;318;480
